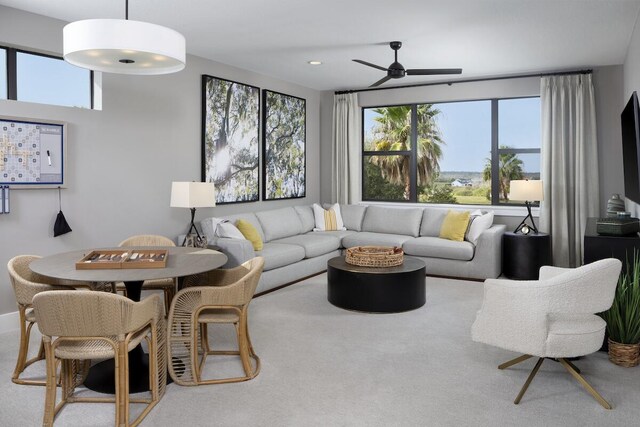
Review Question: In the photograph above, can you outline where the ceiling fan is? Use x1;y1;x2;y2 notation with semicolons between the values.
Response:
353;41;462;87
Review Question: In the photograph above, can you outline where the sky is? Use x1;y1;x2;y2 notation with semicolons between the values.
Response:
0;49;6;99
0;48;91;108
364;97;541;173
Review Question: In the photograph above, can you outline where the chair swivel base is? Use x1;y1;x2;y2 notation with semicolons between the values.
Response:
498;354;611;409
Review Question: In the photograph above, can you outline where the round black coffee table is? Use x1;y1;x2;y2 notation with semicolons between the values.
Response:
327;256;426;313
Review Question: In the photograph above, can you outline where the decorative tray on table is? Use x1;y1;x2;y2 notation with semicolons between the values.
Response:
75;249;168;270
345;246;404;268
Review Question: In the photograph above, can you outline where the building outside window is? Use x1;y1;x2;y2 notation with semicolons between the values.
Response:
362;96;540;205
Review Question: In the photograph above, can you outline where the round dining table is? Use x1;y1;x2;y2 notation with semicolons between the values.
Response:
30;246;227;394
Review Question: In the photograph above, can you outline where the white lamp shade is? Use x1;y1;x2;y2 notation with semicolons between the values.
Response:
63;19;186;75
509;180;544;202
170;182;216;208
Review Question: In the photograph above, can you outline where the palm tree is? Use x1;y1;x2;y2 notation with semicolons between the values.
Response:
368;105;444;199
482;147;525;201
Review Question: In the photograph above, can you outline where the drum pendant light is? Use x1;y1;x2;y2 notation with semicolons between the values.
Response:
63;0;186;75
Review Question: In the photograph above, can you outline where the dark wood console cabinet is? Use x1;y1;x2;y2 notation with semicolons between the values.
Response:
584;217;640;270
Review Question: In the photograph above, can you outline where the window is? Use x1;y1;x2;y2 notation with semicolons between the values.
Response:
0;48;6;99
362;97;540;205
0;46;93;109
496;97;541;203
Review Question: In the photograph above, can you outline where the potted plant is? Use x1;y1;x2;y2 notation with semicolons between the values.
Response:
601;251;640;367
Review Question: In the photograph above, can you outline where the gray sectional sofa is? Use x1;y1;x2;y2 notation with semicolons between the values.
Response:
201;204;505;294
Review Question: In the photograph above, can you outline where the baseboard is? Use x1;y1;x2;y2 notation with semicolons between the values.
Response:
0;310;18;334
254;271;326;298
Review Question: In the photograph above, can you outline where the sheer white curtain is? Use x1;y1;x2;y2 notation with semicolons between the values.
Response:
332;93;361;204
539;74;599;267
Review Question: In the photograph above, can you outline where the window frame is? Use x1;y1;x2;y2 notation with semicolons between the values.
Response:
1;45;94;109
361;96;541;206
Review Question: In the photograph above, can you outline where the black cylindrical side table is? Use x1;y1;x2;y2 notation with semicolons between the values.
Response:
503;232;552;280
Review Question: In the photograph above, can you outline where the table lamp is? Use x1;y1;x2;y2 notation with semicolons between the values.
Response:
170;182;216;245
509;179;543;234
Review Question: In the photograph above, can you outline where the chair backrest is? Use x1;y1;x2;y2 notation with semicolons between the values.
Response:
119;235;176;247
33;290;159;338
547;258;622;314
241;257;265;303
8;255;59;306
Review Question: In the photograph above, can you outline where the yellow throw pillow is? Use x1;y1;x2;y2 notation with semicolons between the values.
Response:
236;219;263;251
439;210;471;242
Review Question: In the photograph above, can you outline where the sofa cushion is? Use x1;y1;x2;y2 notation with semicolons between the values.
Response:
403;237;475;261
272;234;341;258
236;219;263;251
341;204;368;231
202;213;265;243
361;206;423;237
256;207;303;242
342;232;412;248
307;230;357;242
420;208;449;237
256;243;305;271
313;203;346;231
439;210;471;242
294;205;315;232
466;210;495;245
217;222;246;240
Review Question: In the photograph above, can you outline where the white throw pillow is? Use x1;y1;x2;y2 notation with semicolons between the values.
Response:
312;203;346;231
465;210;494;245
216;222;246;240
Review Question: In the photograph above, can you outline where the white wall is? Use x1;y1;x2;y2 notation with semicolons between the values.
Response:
0;6;321;315
623;10;640;216
593;66;624;211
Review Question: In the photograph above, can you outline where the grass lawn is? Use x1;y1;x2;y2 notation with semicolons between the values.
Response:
454;195;489;205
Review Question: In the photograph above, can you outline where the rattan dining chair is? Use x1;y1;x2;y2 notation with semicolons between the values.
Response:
33;290;166;427
118;235;177;315
7;255;97;386
168;257;264;386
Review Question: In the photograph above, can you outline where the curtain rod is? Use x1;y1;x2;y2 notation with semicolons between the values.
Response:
334;69;593;95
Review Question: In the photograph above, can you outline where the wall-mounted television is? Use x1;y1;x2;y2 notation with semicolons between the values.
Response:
621;91;640;204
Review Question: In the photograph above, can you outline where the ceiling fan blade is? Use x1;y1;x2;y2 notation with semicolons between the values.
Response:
370;75;392;87
406;68;463;75
353;59;388;72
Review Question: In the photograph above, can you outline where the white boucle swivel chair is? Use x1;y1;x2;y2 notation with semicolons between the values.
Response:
472;258;622;409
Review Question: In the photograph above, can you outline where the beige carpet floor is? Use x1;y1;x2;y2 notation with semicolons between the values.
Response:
1;274;639;426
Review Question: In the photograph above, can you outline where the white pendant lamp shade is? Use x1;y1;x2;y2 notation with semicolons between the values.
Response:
63;19;186;75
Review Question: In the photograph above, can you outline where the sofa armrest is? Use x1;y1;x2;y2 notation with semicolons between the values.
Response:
472;224;506;277
207;237;255;268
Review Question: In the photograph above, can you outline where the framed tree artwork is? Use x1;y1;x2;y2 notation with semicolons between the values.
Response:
202;75;260;204
262;90;306;200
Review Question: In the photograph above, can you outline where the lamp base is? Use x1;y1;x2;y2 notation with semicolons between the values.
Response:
514;201;539;234
181;207;203;246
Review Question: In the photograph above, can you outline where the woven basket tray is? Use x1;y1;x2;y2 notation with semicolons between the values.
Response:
345;246;404;268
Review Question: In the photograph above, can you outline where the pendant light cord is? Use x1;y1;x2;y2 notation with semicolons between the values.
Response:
125;0;129;20
58;186;62;211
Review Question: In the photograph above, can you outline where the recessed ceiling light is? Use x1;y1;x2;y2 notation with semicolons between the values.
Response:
308;61;322;65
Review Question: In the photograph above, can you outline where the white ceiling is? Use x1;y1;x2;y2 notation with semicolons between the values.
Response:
2;0;640;91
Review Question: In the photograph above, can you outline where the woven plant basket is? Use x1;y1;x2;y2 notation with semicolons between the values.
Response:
608;338;640;367
345;246;404;268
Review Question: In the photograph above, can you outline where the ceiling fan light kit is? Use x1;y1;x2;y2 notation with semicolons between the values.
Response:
63;0;186;75
353;41;462;87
